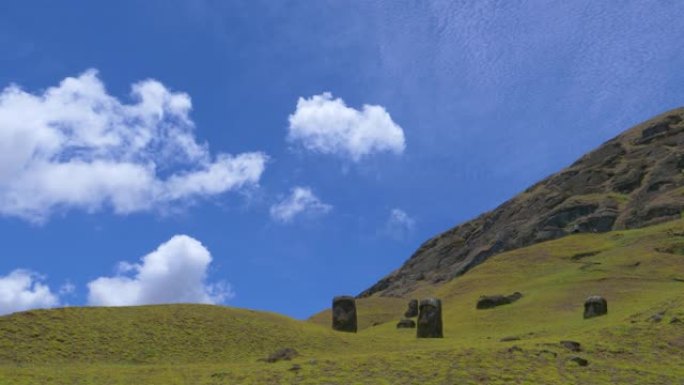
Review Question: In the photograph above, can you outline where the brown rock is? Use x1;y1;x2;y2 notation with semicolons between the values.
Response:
568;356;589;366
262;348;298;363
560;340;582;352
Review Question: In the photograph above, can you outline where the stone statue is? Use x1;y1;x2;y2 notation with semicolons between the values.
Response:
332;296;358;332
583;295;607;319
417;298;443;338
404;299;419;318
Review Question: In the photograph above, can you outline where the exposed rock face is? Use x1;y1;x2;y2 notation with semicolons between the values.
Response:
404;299;418;318
417;298;443;338
396;319;416;329
361;109;684;298
332;296;357;333
476;292;523;309
584;296;608;319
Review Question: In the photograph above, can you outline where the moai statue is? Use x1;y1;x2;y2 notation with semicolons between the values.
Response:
417;298;443;338
404;299;419;318
332;296;358;333
396;319;416;329
583;295;607;319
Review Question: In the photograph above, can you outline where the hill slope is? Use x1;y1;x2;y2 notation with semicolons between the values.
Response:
0;304;346;365
4;219;684;383
361;108;684;297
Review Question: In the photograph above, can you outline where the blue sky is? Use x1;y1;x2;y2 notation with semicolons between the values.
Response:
1;1;684;319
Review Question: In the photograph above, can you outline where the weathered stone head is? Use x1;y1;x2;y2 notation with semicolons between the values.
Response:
396;319;416;329
404;299;419;318
417;298;443;338
476;291;523;309
332;296;357;333
583;295;607;319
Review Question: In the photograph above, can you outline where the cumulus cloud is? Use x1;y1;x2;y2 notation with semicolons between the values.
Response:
87;235;232;306
384;208;416;239
287;92;405;161
270;186;332;223
0;270;60;315
0;70;267;222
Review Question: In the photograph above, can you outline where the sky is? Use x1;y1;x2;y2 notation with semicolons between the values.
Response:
1;1;684;319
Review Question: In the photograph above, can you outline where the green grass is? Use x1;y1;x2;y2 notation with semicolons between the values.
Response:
4;219;684;383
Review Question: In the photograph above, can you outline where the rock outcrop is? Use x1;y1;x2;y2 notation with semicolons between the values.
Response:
361;108;684;298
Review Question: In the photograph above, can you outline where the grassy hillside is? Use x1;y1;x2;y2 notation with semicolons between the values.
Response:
4;219;684;383
0;304;350;365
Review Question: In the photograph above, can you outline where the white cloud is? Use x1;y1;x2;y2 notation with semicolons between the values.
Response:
0;70;267;222
270;186;332;223
385;208;416;239
87;235;232;306
59;281;76;296
0;270;60;315
287;92;405;161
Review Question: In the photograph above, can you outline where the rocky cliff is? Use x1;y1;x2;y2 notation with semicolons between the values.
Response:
361;108;684;297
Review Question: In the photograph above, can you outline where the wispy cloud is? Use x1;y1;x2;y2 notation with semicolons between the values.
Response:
384;208;415;240
270;186;332;223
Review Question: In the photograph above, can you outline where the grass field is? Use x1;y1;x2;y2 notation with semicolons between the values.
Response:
3;219;684;384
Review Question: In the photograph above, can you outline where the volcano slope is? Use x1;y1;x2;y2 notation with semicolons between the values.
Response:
3;219;684;384
3;109;684;384
361;107;684;298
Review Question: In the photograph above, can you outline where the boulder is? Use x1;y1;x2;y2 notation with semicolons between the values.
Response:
262;348;298;363
649;311;665;323
568;356;589;367
417;298;443;338
476;292;523;309
537;349;558;358
404;299;419;318
560;340;582;352
583;295;607;319
396;319;416;329
332;296;358;333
